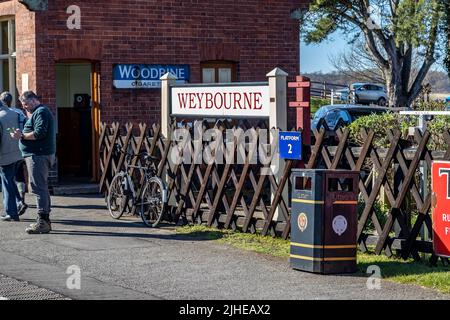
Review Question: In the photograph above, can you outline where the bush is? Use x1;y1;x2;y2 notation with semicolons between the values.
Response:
358;198;389;234
348;112;415;147
347;101;450;150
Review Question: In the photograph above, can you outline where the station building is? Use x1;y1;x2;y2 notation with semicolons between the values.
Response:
0;0;308;183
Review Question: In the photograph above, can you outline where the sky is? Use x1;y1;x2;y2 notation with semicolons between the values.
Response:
300;31;446;74
300;31;349;74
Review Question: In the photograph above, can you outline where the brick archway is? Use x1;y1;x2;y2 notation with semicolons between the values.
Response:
199;43;240;62
55;39;103;61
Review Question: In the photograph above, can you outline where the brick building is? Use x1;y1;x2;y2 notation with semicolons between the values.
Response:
0;0;308;182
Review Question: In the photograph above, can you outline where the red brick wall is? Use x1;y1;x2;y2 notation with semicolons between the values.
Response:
7;0;309;128
0;1;37;100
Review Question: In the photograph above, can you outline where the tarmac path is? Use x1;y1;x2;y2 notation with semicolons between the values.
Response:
0;194;448;300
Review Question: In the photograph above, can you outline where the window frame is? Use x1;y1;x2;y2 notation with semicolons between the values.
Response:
0;16;16;104
200;61;237;83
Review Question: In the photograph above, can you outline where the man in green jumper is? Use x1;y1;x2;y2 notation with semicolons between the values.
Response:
11;91;56;234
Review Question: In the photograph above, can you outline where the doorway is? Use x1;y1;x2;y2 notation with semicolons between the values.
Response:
55;62;93;181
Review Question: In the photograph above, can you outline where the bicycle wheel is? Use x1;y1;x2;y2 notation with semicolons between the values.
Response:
140;177;166;228
107;173;128;219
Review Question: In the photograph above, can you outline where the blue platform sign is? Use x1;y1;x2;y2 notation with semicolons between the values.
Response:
113;64;190;89
279;131;302;160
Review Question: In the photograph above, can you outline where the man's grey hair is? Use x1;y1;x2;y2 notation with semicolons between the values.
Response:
0;91;13;107
20;91;39;103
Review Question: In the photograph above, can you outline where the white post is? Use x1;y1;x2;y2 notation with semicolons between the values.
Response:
331;89;334;105
160;72;178;138
160;72;178;208
267;68;288;222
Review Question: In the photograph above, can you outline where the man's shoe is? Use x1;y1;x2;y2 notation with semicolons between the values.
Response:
28;220;52;231
17;203;28;216
1;215;20;222
1;215;19;222
26;218;51;234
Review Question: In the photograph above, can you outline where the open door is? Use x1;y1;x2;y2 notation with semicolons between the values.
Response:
56;62;95;182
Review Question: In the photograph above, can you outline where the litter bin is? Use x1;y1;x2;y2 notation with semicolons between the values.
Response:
290;169;359;274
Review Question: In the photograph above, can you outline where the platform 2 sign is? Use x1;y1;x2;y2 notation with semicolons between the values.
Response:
279;132;302;160
431;161;450;258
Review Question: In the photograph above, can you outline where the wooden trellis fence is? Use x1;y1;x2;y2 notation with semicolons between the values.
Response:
99;121;450;264
99;119;293;239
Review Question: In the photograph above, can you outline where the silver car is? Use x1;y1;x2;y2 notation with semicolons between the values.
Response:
350;83;388;106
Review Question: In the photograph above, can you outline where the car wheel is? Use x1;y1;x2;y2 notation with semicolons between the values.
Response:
377;97;386;106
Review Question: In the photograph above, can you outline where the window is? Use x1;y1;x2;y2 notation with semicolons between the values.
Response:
0;18;15;104
201;61;237;83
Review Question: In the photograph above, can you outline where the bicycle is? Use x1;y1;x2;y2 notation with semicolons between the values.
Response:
107;144;168;228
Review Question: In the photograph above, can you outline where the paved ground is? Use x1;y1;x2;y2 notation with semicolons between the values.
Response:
0;194;448;300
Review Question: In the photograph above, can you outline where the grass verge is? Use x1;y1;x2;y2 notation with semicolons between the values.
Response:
176;225;450;294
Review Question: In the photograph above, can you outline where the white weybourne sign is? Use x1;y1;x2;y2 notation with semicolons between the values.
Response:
171;85;270;117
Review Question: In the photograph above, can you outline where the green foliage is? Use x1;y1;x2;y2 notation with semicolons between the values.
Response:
348;112;415;147
347;101;450;150
358;199;389;233
442;0;450;78
310;97;330;116
394;0;428;47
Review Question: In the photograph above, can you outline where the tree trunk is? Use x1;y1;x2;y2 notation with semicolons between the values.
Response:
384;62;409;108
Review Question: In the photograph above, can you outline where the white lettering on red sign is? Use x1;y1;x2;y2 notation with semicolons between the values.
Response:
171;85;270;118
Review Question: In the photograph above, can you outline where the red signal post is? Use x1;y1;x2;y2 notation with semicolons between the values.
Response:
288;76;311;145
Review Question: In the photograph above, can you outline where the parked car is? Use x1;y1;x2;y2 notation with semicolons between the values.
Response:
311;104;393;131
349;82;388;106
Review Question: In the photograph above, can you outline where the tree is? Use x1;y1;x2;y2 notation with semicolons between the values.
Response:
444;1;450;79
330;39;385;83
302;0;449;107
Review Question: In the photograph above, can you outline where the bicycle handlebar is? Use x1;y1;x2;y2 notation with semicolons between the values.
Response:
114;144;159;162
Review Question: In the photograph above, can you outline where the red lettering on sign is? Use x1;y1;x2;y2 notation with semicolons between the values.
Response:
253;92;262;110
205;93;213;109
196;93;204;109
233;93;242;109
214;93;223;109
243;93;252;109
174;89;267;114
177;93;188;109
189;93;196;109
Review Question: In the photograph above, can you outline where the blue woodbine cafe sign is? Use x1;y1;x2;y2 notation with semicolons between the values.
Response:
113;64;190;89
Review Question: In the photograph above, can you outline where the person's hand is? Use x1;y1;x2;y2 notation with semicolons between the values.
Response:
10;128;23;140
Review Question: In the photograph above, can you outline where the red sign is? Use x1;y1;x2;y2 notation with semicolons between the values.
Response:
431;161;450;257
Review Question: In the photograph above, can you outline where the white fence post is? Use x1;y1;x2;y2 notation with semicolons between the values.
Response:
160;72;178;207
160;72;178;138
267;68;288;221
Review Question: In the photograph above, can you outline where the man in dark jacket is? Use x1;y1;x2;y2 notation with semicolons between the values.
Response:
11;91;56;234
